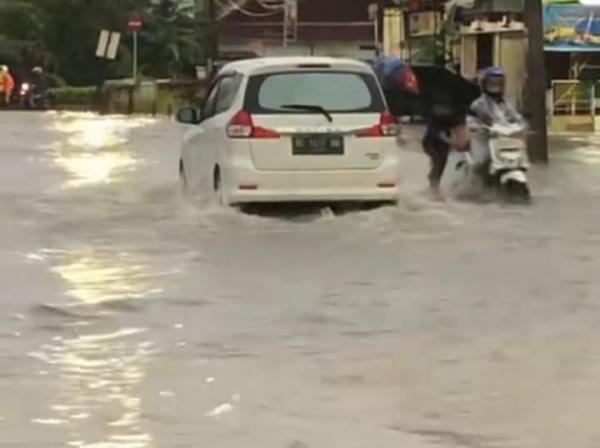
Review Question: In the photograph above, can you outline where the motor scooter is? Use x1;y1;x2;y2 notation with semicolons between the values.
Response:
440;119;531;203
19;82;52;110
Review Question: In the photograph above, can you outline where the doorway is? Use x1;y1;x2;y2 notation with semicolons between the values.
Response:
476;33;494;70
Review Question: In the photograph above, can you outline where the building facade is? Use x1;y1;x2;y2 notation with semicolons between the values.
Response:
213;0;382;60
383;0;526;105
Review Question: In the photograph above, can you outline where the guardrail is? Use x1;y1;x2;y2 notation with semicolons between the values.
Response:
550;79;599;132
551;80;597;116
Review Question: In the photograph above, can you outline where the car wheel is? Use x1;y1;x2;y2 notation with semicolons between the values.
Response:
213;167;228;206
179;160;189;192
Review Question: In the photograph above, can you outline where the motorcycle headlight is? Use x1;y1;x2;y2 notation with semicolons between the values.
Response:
498;152;521;166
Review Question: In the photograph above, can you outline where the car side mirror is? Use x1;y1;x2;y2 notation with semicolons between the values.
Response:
176;107;202;125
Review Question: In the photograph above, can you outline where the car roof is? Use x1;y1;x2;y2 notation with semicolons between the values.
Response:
220;57;373;76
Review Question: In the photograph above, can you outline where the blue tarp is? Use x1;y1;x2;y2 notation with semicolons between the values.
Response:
373;57;407;91
544;5;600;52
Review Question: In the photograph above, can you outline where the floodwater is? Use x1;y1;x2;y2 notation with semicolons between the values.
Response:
2;111;600;448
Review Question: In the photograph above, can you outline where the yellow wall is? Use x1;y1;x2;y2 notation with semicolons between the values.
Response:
460;30;527;107
383;8;406;58
497;31;527;108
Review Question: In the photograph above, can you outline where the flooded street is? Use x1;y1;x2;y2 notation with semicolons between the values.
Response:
4;111;600;448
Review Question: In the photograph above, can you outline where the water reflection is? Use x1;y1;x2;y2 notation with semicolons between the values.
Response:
30;330;155;448
49;115;154;189
51;115;156;150
30;247;161;447
54;151;138;189
51;248;162;305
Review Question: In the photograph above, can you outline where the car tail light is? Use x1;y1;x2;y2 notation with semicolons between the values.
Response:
227;110;253;138
227;110;280;139
380;111;399;136
357;111;399;138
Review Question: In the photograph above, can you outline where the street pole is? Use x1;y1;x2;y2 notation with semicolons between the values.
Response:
283;0;289;48
524;0;549;163
133;30;138;81
369;3;380;57
128;15;142;81
209;0;219;63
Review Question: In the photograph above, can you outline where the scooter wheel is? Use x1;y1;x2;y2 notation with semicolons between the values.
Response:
504;180;531;204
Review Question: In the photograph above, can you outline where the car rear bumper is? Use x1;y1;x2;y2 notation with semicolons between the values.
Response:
225;168;400;204
230;188;399;204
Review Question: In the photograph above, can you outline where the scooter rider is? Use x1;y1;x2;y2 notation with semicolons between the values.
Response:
21;66;49;108
31;66;47;97
469;67;523;168
471;67;521;124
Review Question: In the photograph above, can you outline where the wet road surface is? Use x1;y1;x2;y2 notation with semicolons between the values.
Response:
2;112;600;448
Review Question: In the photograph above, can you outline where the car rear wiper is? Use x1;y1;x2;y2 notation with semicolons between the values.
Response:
280;104;333;123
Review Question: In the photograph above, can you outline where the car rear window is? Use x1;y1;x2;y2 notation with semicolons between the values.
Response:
245;71;385;114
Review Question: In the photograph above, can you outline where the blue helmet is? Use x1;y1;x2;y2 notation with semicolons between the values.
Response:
482;66;504;78
480;66;505;97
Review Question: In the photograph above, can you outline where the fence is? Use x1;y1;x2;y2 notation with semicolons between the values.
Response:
550;80;599;132
99;79;207;116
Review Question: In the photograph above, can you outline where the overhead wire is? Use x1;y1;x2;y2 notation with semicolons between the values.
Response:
215;0;284;18
256;0;285;10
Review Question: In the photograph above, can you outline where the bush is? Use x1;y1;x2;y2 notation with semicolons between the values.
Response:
49;86;96;105
46;73;66;88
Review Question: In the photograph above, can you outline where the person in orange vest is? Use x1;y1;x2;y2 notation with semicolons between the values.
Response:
0;65;15;105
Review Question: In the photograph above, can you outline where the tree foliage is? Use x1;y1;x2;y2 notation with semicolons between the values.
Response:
0;0;209;85
140;0;205;79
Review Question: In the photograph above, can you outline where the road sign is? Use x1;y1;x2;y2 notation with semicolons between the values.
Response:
106;32;121;60
127;14;142;79
96;30;121;60
96;30;110;58
128;16;143;32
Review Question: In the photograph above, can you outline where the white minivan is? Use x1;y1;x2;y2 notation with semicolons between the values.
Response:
177;57;400;205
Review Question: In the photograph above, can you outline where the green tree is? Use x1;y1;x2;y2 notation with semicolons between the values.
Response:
140;0;205;79
32;0;144;85
0;0;210;85
0;0;46;75
0;0;38;41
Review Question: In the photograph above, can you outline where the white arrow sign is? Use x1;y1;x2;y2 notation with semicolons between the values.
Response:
96;30;121;60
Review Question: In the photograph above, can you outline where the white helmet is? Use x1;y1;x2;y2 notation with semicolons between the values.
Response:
0;65;8;73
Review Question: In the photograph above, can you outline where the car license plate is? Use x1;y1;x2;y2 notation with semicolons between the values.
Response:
292;135;344;155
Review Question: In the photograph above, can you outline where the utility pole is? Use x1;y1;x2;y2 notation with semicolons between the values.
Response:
206;0;218;76
524;0;549;163
283;0;290;48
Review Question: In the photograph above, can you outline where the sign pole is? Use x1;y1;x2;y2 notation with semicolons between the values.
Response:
128;15;143;81
133;30;138;81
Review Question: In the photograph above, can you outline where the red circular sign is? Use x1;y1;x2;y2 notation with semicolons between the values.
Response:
128;21;142;31
128;15;143;31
